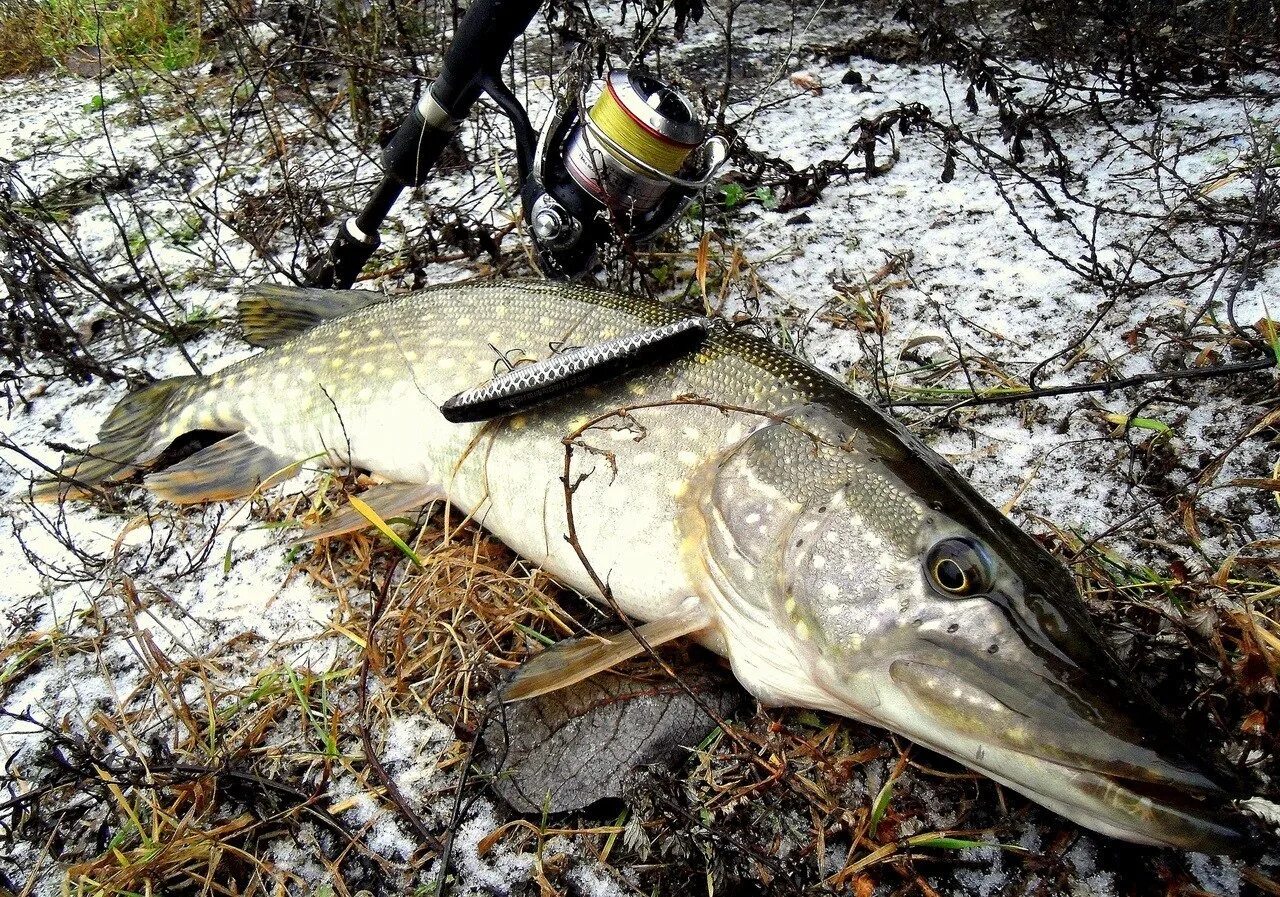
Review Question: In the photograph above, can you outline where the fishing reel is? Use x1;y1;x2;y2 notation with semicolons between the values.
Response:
523;69;728;277
307;0;729;289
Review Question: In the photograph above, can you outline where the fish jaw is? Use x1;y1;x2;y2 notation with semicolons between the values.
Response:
701;569;1249;853
782;560;1254;854
823;648;1247;851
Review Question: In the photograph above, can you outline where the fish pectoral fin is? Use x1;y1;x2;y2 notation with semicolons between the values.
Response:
144;433;300;504
502;597;711;703
237;284;390;348
293;482;445;544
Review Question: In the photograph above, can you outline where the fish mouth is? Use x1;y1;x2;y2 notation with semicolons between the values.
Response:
879;654;1250;853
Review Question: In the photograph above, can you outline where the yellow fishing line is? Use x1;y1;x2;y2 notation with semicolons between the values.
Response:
589;85;693;174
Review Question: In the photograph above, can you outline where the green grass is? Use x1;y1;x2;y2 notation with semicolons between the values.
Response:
0;0;201;76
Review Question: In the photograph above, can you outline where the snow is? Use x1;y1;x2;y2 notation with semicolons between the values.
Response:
0;0;1277;894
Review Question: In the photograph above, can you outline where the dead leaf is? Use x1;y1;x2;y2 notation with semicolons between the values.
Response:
696;231;711;310
482;664;741;813
1242;709;1267;736
790;71;824;95
1256;316;1279;346
1180;498;1203;546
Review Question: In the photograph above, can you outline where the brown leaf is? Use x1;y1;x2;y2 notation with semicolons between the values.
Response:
1241;709;1267;736
482;664;742;813
696;231;711;309
1180;498;1203;546
790;71;824;95
1256;316;1279;346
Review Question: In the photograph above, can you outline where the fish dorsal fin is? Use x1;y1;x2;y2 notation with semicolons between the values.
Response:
293;482;444;544
144;432;300;503
238;285;390;348
503;597;710;702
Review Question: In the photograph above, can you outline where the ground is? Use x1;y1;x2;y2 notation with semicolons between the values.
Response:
0;0;1278;894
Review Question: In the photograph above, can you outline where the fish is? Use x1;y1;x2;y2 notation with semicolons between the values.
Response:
32;278;1256;853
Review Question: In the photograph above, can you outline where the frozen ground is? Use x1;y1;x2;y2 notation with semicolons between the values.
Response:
0;1;1278;894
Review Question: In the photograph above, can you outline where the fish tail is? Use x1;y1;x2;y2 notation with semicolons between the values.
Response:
32;375;202;502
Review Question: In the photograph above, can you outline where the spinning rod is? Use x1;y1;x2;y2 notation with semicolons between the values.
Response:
306;0;726;288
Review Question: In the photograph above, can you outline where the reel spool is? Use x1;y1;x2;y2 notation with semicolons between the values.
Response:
566;72;703;215
526;69;727;276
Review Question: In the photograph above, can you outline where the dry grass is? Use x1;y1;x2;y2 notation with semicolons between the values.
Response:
6;433;1277;896
0;491;537;892
0;0;1278;892
0;1;48;76
8;230;1276;896
3;197;1277;896
0;0;201;77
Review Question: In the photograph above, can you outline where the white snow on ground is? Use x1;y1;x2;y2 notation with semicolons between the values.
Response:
0;1;1276;893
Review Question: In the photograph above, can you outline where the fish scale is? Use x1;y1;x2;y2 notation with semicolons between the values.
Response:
32;278;1256;854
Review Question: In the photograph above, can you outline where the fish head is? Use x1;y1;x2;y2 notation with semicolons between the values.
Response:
696;404;1250;853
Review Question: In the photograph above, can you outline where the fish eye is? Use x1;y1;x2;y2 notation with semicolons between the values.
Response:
926;538;992;597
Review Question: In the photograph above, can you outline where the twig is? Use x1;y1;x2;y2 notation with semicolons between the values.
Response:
358;555;441;852
888;358;1274;408
430;702;493;897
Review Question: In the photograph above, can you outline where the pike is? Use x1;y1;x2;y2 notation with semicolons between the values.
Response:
34;279;1257;852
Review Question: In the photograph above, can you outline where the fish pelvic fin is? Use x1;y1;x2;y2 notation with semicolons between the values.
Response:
502;597;711;702
237;285;390;348
32;376;200;502
144;432;301;504
292;482;445;544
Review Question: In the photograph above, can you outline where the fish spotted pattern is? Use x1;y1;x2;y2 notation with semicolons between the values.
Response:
34;279;1255;853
